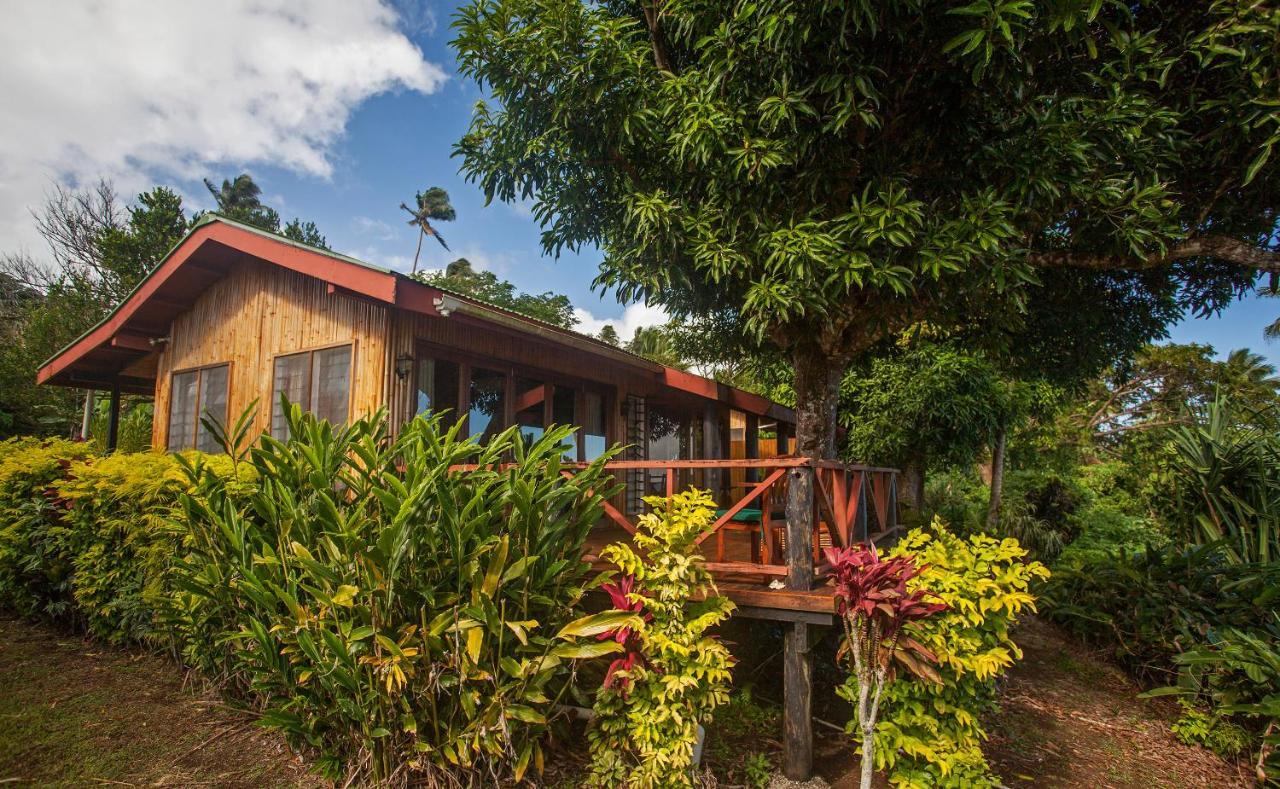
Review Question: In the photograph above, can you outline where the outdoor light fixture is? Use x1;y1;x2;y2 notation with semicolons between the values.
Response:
394;353;414;381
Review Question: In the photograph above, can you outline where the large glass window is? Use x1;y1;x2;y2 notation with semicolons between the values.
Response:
552;385;577;460
272;344;353;439
414;357;460;423
411;347;611;456
167;363;229;452
582;390;607;461
467;366;507;443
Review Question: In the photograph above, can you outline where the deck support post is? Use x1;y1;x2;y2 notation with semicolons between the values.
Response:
782;464;815;780
106;378;121;452
783;621;813;780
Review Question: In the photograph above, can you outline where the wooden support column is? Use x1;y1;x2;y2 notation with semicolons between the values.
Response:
783;463;815;780
106;378;121;452
80;389;96;441
745;413;760;484
783;621;813;780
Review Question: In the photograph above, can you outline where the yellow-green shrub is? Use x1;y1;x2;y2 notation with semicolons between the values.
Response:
588;490;736;788
850;521;1048;788
0;437;93;618
56;452;257;645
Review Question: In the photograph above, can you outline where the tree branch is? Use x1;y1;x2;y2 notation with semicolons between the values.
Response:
1028;235;1280;275
641;2;672;73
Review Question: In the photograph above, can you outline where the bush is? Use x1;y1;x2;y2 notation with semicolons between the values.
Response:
174;407;618;785
922;469;986;536
587;489;736;788
0;437;93;619
1042;545;1280;684
859;522;1048;788
1149;622;1280;783
0;410;620;786
1055;501;1167;568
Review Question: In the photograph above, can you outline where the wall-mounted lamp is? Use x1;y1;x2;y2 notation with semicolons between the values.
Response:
394;353;414;381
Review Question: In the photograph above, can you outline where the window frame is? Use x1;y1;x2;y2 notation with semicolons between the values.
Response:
270;341;356;438
166;361;232;452
411;341;614;460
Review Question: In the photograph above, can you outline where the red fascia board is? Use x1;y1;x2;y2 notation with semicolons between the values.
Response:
391;277;442;317
37;221;401;386
660;367;785;419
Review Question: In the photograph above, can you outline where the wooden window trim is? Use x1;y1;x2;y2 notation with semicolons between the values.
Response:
270;342;355;436
166;361;232;452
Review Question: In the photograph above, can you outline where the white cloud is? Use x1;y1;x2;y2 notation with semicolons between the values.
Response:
352;216;396;241
573;302;669;342
0;1;446;252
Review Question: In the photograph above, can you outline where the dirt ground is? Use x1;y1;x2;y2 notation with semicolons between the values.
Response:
0;613;320;788
981;617;1252;788
0;612;1254;788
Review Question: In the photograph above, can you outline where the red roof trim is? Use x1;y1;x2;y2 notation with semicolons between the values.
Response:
37;222;404;386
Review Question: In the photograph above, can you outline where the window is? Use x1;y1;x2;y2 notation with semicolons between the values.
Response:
414;357;460;424
582;390;607;461
467;366;507;444
410;345;613;456
551;385;577;460
167;363;230;452
271;344;352;439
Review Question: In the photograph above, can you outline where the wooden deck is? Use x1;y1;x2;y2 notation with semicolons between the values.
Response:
578;457;902;623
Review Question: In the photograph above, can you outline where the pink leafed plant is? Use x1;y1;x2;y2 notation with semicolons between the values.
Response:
825;543;946;789
597;574;650;691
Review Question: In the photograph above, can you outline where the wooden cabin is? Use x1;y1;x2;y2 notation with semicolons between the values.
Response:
36;215;899;781
37;216;796;476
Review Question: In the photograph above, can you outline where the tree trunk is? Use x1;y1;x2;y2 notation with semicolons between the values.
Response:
985;424;1007;531
781;343;844;783
898;455;926;510
789;344;843;460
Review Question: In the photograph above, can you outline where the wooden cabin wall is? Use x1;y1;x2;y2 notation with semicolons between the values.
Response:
151;258;392;449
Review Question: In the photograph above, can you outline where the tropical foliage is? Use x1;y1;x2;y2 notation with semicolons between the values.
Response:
0;410;622;786
858;524;1048;788
588;490;736;788
415;257;579;329
453;0;1280;470
826;543;945;789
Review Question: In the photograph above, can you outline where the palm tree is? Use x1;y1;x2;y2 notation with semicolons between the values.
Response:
400;187;456;274
204;173;280;231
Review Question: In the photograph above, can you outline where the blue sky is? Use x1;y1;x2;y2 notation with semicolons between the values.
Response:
0;1;1274;363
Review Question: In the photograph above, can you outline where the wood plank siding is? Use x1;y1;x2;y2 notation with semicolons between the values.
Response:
151;258;392;449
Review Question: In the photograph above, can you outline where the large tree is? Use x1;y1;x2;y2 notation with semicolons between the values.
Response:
454;0;1278;462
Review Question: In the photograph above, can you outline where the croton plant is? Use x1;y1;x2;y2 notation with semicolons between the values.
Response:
826;543;946;789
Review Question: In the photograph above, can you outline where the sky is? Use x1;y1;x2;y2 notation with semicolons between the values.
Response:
0;0;1274;360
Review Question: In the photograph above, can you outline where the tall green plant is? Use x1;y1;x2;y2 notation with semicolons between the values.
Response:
1168;396;1280;564
861;522;1048;787
588;490;736;788
174;405;620;785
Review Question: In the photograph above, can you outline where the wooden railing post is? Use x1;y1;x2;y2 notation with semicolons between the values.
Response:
783;462;815;781
855;472;869;543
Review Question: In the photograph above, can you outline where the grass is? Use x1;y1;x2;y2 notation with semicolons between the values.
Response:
0;613;320;787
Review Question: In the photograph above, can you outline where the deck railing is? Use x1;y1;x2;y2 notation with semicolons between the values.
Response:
567;458;900;590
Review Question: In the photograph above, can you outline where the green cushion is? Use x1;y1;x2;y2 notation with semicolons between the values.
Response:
715;507;763;523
